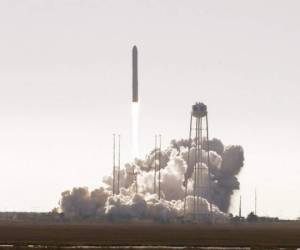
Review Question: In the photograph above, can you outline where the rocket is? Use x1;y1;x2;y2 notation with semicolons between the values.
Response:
132;45;138;102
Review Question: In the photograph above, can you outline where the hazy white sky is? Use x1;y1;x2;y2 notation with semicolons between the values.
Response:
0;0;300;219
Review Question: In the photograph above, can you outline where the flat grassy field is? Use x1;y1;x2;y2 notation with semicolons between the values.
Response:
0;222;300;248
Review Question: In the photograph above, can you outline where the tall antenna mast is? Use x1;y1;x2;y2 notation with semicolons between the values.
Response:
158;134;162;200
112;134;116;195
183;114;193;217
154;135;157;194
112;134;121;195
117;135;121;194
255;188;257;215
239;195;242;217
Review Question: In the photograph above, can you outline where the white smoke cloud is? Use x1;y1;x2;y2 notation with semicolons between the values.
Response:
59;138;244;221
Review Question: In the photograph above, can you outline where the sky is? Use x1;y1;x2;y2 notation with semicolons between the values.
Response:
0;0;300;219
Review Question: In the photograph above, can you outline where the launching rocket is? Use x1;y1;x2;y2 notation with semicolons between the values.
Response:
132;45;138;102
131;45;139;158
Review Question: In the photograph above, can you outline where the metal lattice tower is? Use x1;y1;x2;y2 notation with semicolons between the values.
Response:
183;102;213;222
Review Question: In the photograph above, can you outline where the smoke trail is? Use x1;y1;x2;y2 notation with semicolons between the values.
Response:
131;103;139;159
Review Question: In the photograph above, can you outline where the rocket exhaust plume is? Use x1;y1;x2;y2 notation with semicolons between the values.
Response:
132;45;139;159
132;103;139;159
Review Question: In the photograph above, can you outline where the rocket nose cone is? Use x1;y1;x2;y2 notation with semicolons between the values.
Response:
132;45;137;52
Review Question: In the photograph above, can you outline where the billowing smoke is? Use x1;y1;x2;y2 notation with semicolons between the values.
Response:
60;138;244;222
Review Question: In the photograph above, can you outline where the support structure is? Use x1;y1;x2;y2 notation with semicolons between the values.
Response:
153;135;157;194
255;189;257;216
118;135;120;194
239;195;242;217
183;102;212;222
128;166;138;193
158;134;162;199
113;134;115;195
153;134;162;199
112;134;121;195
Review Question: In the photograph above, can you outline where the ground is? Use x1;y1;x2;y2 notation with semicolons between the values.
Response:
0;221;300;249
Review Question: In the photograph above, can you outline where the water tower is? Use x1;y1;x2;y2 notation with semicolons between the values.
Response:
183;102;213;222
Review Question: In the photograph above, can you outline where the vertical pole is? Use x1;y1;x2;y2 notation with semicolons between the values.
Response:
197;118;200;220
113;134;115;195
154;135;157;194
184;114;193;217
239;195;242;217
205;114;213;222
158;134;162;200
255;189;257;215
117;135;120;194
136;172;138;193
199;117;203;216
193;118;199;220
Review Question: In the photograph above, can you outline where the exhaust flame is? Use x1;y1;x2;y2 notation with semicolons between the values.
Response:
131;102;139;159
